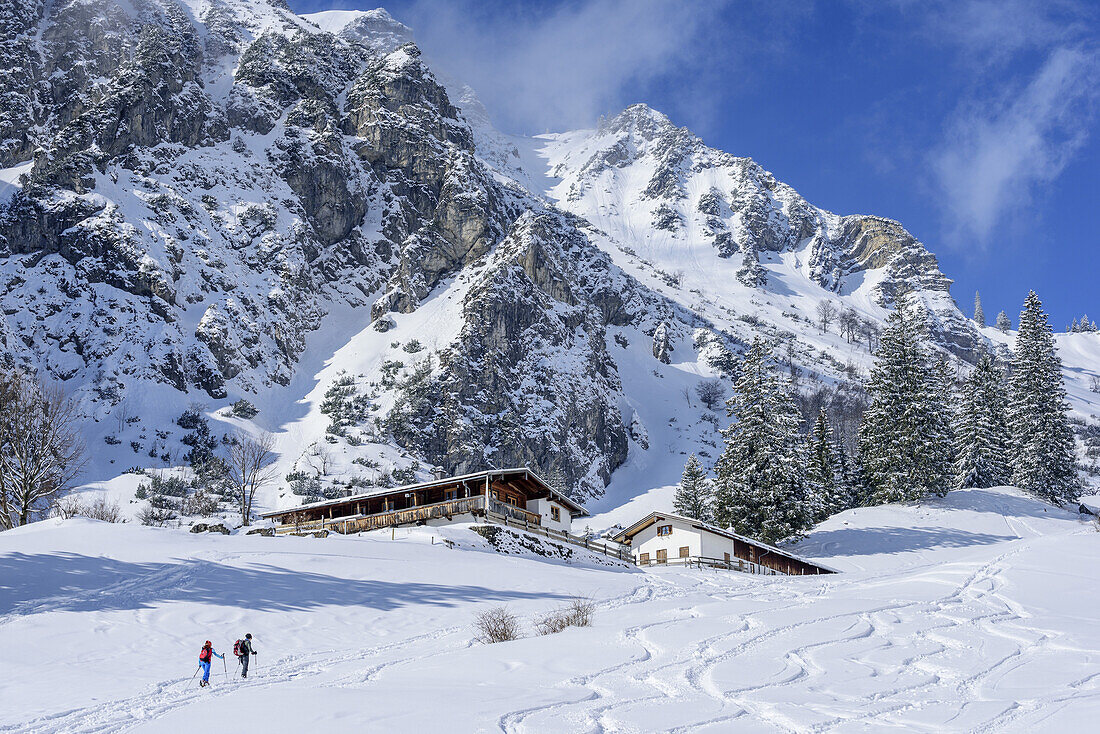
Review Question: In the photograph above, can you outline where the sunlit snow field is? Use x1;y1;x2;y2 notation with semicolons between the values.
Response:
3;486;1099;733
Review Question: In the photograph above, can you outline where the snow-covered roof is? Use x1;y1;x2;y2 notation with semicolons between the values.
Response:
611;510;840;573
260;467;589;519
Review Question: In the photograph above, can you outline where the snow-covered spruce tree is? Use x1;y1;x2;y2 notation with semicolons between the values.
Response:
995;310;1011;333
673;454;712;522
712;338;809;543
924;359;956;497
805;409;847;522
953;354;1010;489
974;291;985;327
736;241;766;287
1008;291;1079;504
858;303;951;503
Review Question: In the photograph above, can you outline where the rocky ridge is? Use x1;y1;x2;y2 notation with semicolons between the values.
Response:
0;1;995;503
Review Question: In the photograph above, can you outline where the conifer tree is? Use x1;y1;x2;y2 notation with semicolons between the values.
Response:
1008;291;1079;503
974;291;985;327
953;355;1010;489
996;310;1011;333
858;304;951;503
736;242;767;288
805;409;847;522
673;454;712;521
923;358;956;497
712;338;809;543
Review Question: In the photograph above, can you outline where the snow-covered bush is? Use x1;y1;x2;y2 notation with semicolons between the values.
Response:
137;503;176;526
230;399;259;419
320;373;370;437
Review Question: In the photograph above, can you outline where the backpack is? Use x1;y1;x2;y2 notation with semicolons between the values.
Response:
199;647;211;663
233;639;243;657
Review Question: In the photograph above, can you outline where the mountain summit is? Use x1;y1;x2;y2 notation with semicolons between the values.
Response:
0;0;1002;503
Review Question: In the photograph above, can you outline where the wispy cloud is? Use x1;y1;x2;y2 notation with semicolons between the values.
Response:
933;47;1098;246
393;0;745;134
920;0;1100;247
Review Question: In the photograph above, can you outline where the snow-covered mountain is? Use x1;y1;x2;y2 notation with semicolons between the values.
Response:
1;1;1096;508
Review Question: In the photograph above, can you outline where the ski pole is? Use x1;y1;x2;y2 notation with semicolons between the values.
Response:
223;656;228;682
188;666;200;686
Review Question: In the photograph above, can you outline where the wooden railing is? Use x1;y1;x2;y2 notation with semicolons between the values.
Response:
488;498;541;526
351;496;488;533
482;507;632;562
636;555;778;575
270;496;633;564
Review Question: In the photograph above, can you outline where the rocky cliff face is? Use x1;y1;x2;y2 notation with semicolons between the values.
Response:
0;1;989;502
539;105;985;362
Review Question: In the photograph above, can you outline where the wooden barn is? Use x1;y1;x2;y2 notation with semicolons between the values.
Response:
611;511;837;576
261;467;587;536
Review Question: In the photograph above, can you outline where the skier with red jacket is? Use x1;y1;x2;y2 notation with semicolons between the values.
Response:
198;641;224;687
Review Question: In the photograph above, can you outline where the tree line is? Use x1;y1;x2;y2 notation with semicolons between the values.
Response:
675;291;1080;544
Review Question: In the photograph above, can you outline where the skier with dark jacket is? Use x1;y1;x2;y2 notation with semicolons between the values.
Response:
235;633;257;678
198;641;224;687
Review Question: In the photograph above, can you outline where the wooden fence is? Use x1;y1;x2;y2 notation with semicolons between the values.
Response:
637;555;779;575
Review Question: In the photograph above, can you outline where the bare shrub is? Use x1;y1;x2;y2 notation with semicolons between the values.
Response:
83;497;122;523
694;379;725;411
53;495;84;519
474;607;521;644
536;597;596;636
55;496;122;522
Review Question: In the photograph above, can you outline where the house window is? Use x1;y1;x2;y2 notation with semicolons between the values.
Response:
550;506;561;522
639;552;650;565
655;549;668;564
656;525;672;537
444;489;457;501
679;546;690;558
507;496;520;507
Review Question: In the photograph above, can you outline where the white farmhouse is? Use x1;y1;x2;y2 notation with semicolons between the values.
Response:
611;511;836;576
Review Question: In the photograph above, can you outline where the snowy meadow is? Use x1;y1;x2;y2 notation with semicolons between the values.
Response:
3;486;1099;733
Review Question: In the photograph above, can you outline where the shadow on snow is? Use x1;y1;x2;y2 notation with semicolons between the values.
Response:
0;552;569;617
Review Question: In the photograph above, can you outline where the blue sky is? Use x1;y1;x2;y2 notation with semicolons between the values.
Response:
288;0;1099;328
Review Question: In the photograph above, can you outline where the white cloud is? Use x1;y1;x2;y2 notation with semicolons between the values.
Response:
396;0;734;134
931;45;1099;246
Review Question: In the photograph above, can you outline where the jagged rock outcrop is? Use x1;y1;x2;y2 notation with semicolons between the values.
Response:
0;1;998;503
545;104;986;361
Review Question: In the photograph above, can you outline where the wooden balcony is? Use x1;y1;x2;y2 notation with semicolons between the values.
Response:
273;495;544;535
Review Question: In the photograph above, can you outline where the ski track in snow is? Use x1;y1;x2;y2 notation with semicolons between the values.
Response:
496;527;1098;733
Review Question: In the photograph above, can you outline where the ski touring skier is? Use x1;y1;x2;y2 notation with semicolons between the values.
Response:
234;634;257;678
198;641;224;687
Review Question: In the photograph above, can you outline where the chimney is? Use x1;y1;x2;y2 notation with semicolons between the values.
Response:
432;466;446;481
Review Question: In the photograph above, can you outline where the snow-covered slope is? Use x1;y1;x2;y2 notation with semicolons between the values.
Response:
5;486;1099;731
